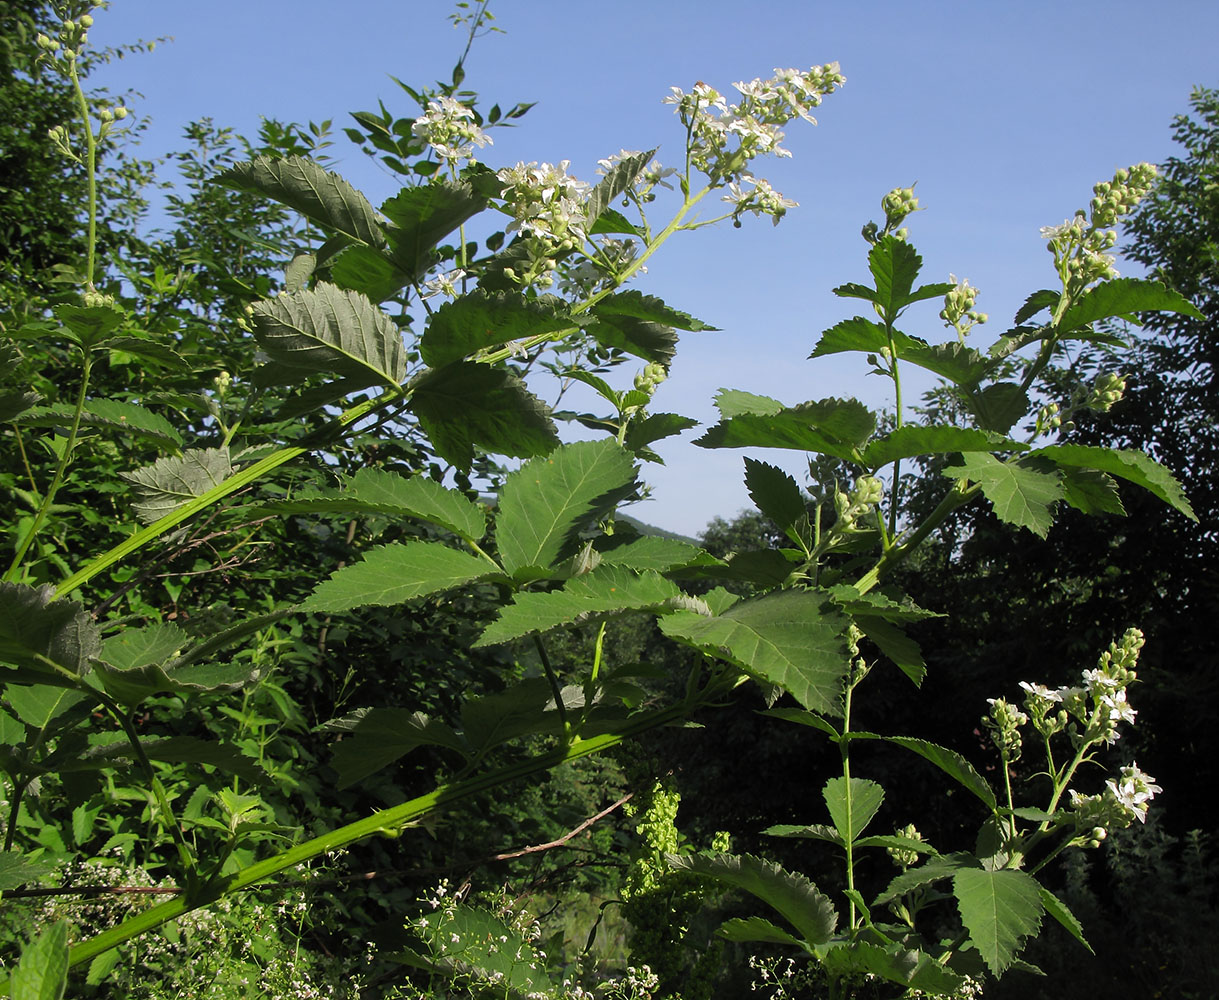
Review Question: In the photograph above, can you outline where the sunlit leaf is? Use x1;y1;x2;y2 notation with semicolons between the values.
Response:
942;453;1063;537
695;397;876;461
15;400;183;448
1057;277;1203;333
121;448;233;523
822;776;885;843
952;868;1044;976
11;919;69;1000
861;426;1022;469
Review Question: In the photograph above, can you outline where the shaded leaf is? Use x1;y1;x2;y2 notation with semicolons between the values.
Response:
408;362;558;469
1014;289;1059;325
590;314;677;365
0;583;99;678
875;852;979;905
809;317;919;359
966;382;1029;434
716;916;808;950
902;341;992;387
1030;444;1195;521
591;290;716;332
744;458;808;536
761;823;842;846
861;426;1023;470
713;389;784;418
942;454;1063;537
495;439;637;578
331;709;464;788
121;448;233;523
460;677;566;754
695;398;876;461
380;178;492;279
658;589;849;715
251;282;405;389
15;399;183;448
583;149;654;228
855;616;925;685
328;244;411;301
623;412;699;454
0;390;42;422
53;302;124;346
421;290;574;368
302;542;495;613
823;776;885;843
96;337;189;370
952;868;1044;976
597;537;722;573
1059;467;1126;516
668;852;837;946
0;852;56;892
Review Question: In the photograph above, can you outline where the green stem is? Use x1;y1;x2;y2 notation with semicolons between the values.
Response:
67;56;97;289
532;633;569;740
841;676;858;930
48;694;707;976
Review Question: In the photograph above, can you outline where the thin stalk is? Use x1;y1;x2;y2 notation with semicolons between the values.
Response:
841;676;858;930
67;55;98;289
532;634;569;740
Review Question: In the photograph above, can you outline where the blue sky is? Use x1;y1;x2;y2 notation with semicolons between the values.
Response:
88;1;1219;536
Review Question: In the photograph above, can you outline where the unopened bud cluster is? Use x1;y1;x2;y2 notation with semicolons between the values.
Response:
1090;164;1158;228
833;475;883;534
983;697;1029;761
887;823;924;869
633;362;668;395
1085;372;1126;412
940;274;988;342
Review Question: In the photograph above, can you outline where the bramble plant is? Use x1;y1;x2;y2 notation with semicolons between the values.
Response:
0;2;1205;998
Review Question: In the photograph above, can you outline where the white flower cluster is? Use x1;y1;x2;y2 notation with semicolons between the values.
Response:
411;95;492;162
940;274;988;342
664;64;845;222
1069;761;1162;830
495;160;593;286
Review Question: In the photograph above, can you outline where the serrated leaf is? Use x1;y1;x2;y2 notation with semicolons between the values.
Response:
331;709;465;788
966;382;1030;434
583;149;655;228
588;207;641;236
302;541;495;613
219;155;385;246
823;586;941;623
11;919;69;1000
1030;444;1195;521
809;316;919;359
713;389;785;418
591;289;716;332
885;737;996;810
0;583;99;678
495;439;637;578
0;852;56;892
252;282;405;389
861;426;1022;469
53;302;124;346
1038;886;1092;953
868;236;922;317
953;868;1044;976
875;852;979;905
121;448;234;523
1014;289;1059;325
623;412;699;455
136;736;262;781
1057;277;1203;333
408;361;558;469
761;823;843;846
695;398;876;461
380;178;492;280
421;290;574;368
820;941;964;994
717;916;809;949
0;390;43;422
761;707;841;738
85;949;121;988
597;537;721;573
902;341;992;387
853;834;938;855
942;453;1063;537
15;399;183;447
99;624;187;673
96;336;189;370
460;677;568;754
476;566;679;646
658;589;849;715
284;252;316;292
590;314;677;365
823;776;885;843
744;458;808;536
327;244;412;301
266;469;486;541
855;617;925;685
1059;466;1125;516
668;852;837;946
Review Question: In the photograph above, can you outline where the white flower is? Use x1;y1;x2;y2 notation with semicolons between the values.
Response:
1101;688;1137;727
411;95;492;162
420;267;468;300
1019;681;1062;702
1040;214;1087;241
1106;762;1161;823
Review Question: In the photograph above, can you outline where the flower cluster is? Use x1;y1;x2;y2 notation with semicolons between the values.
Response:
1084;371;1127;412
411;95;492;162
940;274;988;342
664;64;844;221
1042;163;1157;296
1069;761;1162;832
495;160;592;287
833;475;884;534
984;696;1029;760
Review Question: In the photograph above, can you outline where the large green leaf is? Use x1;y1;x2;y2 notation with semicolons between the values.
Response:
590;289;716;332
855;616;926;685
1030;444;1195;521
695;398;876;461
819;941;965;995
219;155;385;246
5;684;86;731
251;282;405;389
15;399;182;448
658;589;850;715
868;235;922;317
130;736;263;782
0;583;99;678
0;852;56;892
1057;277;1203;333
668;852;837;946
713;389;784;418
952;868;1044;976
458;678;571;754
942;453;1063;537
822;776;885;843
380;178;493;280
420;291;575;367
902;341;992;387
302;541;495;613
1038;886;1092;953
716;916;808;950
408;361;558;469
475;566;679;646
53;302;124;347
265;469;487;541
744;458;809;538
327;244;411;301
622;412;700;455
494;439;637;578
875;852;978;905
589;314;678;365
596;536;723;573
330;709;464;788
11;919;69;1000
886;737;996;810
965;382;1030;434
1059;467;1126;516
121;448;234;523
810;316;911;358
861;426;1022;469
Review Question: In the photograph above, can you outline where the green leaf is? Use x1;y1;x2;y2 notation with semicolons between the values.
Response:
408;361;558;469
744;458;808;537
713;389;784;418
327;245;411;301
219;155;385;246
460;677;568;754
121;448;234;523
99;623;186;673
855;616;925;685
135;736;262;781
952;868;1044;976
85;949;121;988
587;207;640;236
583;149;655;228
380;178;492;279
597;537;722;573
96;337;189;370
251;282;406;390
716;916;809;950
475;566;679;646
1059;467;1125;516
590;314;678;365
591;290;716;332
861;426;1023;469
902;341;993;387
0;583;99;678
695;398;876;461
822;776;885;843
809;317;919;359
302;542;495;613
1030;444;1195;521
1038;886;1092;953
265;469;487;541
1057;277;1204;333
0;390;42;422
1014;289;1059;325
53;302;124;347
761;707;841;739
667;852;837;946
823;586;941;624
885;737;996;810
658;589;850;715
0;852;56;892
623;412;699;455
11;919;68;1000
875;852;978;905
966;382;1030;434
868;235;922;317
15;399;183;448
853;834;938;855
331;709;464;788
495;439;637;578
820;941;965;994
421;290;574;367
942;454;1063;537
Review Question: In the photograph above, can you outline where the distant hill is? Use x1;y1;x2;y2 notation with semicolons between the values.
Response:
615;513;701;546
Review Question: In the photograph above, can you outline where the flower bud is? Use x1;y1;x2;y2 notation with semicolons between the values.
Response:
114;106;129;120
79;13;94;27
